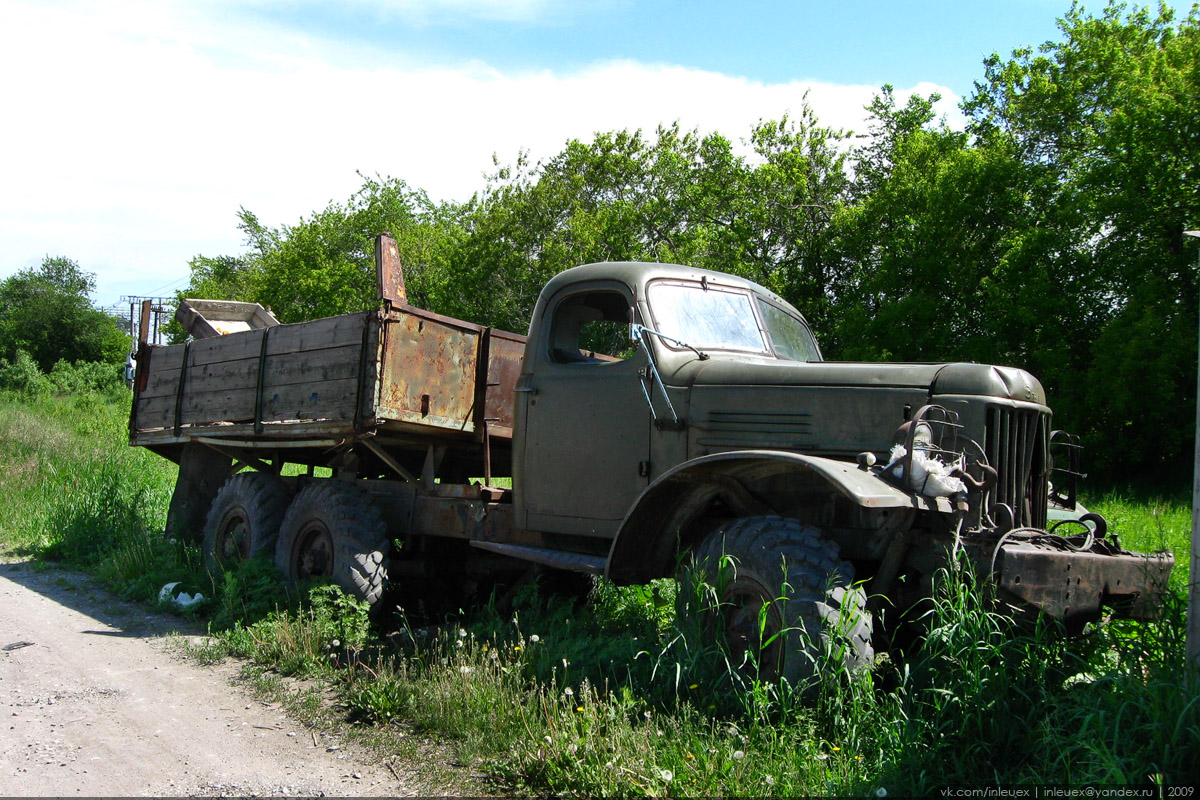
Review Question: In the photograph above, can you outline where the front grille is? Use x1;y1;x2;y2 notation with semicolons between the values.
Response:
985;406;1049;529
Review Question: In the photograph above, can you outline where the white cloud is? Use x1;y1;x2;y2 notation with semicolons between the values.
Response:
0;1;959;307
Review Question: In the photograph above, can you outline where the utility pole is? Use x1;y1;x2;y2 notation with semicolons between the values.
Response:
119;296;175;347
1183;230;1200;669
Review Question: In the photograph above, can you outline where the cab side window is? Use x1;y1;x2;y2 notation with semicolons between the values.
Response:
549;291;635;364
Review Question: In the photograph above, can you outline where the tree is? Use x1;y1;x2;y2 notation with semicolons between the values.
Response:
178;175;457;324
0;256;127;372
963;0;1200;482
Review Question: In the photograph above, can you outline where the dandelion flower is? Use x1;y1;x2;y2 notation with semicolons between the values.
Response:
576;706;584;712
514;645;522;652
660;770;674;782
831;746;841;752
685;753;695;760
688;683;699;690
732;750;745;761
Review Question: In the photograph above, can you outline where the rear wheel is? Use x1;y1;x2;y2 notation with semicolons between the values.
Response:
677;516;873;686
201;472;290;575
274;481;390;606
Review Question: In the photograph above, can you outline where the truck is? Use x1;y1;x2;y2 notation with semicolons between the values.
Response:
129;234;1174;683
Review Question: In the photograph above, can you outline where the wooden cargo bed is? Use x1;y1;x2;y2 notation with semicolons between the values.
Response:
130;302;526;476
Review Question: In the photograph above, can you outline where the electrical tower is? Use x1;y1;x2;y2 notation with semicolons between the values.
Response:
119;296;176;347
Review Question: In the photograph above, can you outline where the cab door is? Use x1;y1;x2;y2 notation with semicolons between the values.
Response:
517;283;650;537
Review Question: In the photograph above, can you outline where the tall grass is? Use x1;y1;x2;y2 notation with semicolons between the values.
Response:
1;392;1197;794
0;391;192;602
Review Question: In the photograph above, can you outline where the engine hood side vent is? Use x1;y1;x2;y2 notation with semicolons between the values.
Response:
693;409;813;450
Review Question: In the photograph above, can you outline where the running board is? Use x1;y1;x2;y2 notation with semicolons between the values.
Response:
470;541;607;576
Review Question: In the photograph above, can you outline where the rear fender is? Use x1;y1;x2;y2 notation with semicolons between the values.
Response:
604;450;934;585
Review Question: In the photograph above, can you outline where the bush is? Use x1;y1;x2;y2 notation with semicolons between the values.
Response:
49;358;123;395
0;350;53;397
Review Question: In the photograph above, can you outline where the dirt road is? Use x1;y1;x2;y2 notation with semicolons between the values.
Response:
0;561;442;797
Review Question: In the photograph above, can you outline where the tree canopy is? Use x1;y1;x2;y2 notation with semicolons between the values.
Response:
0;256;127;373
174;1;1200;488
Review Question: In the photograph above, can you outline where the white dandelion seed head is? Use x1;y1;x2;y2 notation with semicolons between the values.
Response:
732;750;746;761
660;770;674;782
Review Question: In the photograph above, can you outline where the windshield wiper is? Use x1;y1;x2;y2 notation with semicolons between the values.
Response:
631;325;709;361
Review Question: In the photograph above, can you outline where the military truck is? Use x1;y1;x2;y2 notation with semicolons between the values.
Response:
129;234;1173;681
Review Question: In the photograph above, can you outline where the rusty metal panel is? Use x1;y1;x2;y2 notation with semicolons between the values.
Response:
375;234;407;306
997;542;1174;621
377;308;480;435
483;328;526;439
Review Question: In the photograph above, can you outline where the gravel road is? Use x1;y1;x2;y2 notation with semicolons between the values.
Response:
0;560;443;797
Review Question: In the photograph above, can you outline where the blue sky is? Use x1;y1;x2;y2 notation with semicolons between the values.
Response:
257;0;1067;90
0;0;1184;310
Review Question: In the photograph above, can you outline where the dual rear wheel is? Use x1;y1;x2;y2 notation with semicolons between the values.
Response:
200;474;390;606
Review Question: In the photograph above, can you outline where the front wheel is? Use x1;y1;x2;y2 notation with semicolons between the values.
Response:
274;481;390;606
677;516;873;686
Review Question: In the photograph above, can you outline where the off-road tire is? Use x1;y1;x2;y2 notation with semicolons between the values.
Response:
274;481;390;606
201;472;291;576
677;516;873;686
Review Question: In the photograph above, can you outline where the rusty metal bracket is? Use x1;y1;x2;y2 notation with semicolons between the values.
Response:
354;312;376;433
375;233;407;307
360;436;418;483
253;326;272;435
173;341;192;437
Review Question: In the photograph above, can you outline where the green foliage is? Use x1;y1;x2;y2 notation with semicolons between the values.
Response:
307;583;372;650
0;350;53;397
48;358;124;396
960;1;1200;482
210;555;292;630
0;256;127;372
176;176;456;325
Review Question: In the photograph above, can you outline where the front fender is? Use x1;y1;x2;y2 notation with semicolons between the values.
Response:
604;450;941;585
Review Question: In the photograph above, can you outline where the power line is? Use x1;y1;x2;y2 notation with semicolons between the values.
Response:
120;296;177;347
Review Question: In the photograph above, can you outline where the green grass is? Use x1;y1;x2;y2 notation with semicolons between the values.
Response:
1;391;1197;795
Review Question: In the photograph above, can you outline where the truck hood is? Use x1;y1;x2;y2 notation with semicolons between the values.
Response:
679;358;1046;404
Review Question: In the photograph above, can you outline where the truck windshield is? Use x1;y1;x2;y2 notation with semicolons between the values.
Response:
648;281;820;361
758;298;820;362
648;283;767;353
